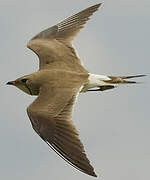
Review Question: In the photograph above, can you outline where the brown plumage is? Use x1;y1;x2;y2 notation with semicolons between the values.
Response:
27;87;96;176
27;3;101;71
26;3;102;177
6;3;146;177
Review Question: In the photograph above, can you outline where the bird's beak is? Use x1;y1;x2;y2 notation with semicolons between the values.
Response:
6;81;16;85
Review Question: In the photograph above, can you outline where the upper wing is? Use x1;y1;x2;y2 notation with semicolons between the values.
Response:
31;3;101;42
27;4;101;70
27;85;97;177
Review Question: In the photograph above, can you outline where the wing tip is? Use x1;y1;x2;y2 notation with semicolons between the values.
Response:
87;3;103;12
92;2;103;9
94;2;103;7
81;167;97;177
91;171;98;177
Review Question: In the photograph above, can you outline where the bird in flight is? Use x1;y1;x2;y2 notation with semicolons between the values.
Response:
7;3;145;177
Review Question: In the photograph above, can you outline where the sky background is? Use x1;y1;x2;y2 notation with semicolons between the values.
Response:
1;0;150;179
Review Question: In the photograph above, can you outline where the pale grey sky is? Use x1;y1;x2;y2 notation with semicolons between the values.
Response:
1;0;150;180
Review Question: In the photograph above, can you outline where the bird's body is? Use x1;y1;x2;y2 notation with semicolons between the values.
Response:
18;70;88;95
7;3;145;177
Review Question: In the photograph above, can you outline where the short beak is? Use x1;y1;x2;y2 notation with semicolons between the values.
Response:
6;81;16;85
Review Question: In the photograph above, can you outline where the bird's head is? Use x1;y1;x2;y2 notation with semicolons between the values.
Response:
6;75;40;96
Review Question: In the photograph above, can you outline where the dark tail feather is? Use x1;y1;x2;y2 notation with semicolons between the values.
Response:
119;74;146;79
106;74;146;84
88;85;116;92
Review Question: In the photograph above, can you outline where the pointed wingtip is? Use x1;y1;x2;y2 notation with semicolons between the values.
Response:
93;173;98;178
92;3;103;10
86;3;103;13
87;170;97;177
95;2;103;6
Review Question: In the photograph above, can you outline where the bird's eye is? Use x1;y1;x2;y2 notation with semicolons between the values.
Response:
21;78;28;83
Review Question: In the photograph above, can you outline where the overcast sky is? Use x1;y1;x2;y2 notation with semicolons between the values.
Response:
1;0;150;180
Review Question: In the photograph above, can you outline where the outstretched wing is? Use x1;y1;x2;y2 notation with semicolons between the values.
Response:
27;4;101;70
27;85;97;177
31;3;101;42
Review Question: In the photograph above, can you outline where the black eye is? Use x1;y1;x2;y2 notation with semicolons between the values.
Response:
21;78;28;83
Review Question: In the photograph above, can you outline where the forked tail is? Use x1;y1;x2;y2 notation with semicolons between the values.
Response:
82;74;146;92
